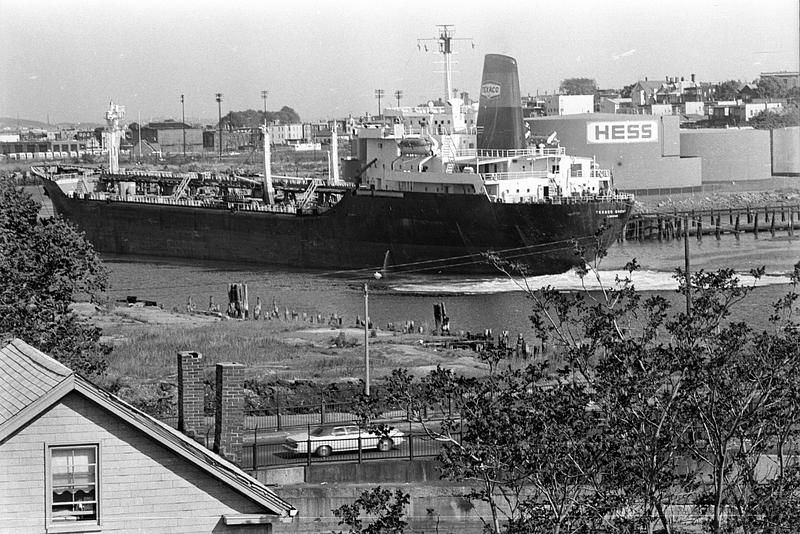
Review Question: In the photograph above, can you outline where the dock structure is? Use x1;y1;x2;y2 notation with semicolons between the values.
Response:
622;205;800;241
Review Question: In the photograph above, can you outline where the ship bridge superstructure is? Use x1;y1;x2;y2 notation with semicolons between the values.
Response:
355;124;620;204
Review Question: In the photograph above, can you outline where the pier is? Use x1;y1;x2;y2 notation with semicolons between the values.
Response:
623;204;800;241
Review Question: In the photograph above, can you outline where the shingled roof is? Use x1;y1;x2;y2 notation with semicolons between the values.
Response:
0;339;296;520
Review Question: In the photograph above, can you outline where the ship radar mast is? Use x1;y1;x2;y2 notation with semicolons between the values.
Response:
417;25;474;105
104;102;125;173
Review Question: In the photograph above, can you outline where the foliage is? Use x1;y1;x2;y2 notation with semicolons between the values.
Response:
332;487;410;534
220;107;301;129
0;182;109;376
714;80;742;101
748;106;800;129
352;228;800;533
559;78;598;96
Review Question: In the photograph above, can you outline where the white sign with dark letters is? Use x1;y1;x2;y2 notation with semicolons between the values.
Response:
586;121;658;144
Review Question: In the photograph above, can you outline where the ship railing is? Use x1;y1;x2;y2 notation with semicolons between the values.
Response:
570;169;613;179
532;193;634;204
455;147;566;159
482;171;550;181
73;190;304;213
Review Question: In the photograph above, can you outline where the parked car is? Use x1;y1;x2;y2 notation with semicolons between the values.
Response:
283;424;405;457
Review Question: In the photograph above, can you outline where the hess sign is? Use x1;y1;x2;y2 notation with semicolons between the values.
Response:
587;121;658;144
481;82;501;99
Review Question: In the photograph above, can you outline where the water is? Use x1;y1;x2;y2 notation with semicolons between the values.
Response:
103;233;799;336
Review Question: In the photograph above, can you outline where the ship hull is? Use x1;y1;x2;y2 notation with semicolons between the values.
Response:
42;180;631;275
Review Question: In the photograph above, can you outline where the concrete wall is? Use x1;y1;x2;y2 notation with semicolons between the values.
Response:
0;391;275;533
680;128;772;182
279;483;487;534
530;113;701;190
772;126;800;175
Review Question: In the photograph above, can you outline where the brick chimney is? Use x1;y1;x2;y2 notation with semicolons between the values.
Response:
213;362;245;464
177;351;204;442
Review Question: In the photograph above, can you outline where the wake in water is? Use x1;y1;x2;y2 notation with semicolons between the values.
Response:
392;269;793;295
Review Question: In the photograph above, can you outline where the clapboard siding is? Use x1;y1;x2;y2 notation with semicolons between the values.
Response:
0;391;271;533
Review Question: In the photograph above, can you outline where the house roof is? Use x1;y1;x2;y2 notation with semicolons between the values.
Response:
634;80;664;92
0;339;296;520
146;120;193;130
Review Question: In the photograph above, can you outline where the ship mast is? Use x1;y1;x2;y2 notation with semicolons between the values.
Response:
104;102;125;173
418;25;474;104
260;123;275;204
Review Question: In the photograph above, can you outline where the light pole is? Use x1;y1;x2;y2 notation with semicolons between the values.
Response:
363;282;370;396
374;89;384;117
261;90;268;121
363;272;382;396
215;93;223;160
394;90;403;108
180;94;186;159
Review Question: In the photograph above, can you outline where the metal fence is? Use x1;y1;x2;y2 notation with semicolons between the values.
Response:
240;430;460;470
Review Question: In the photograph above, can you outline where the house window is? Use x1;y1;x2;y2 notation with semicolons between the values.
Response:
49;445;99;527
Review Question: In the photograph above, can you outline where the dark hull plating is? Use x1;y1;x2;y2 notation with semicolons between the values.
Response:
42;181;631;275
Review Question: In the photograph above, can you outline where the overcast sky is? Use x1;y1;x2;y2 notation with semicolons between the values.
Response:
1;0;798;125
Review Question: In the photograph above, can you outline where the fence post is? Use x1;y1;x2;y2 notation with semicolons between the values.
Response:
321;401;326;425
409;434;414;461
276;397;282;432
306;423;312;466
358;429;363;464
252;425;258;470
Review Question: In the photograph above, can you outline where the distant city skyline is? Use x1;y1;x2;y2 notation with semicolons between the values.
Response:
1;0;798;125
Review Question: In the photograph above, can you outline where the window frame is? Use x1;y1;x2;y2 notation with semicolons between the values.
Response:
45;442;102;533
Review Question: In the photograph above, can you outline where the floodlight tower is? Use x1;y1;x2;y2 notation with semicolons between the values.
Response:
104;102;125;173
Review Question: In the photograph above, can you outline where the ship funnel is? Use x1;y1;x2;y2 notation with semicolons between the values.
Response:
476;54;525;150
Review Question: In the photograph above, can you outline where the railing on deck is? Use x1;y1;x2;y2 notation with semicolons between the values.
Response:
454;147;566;159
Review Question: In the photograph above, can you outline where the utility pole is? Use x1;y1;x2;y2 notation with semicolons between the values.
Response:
215;93;223;161
180;94;186;160
394;90;403;108
374;89;384;117
261;90;268;121
363;283;370;396
684;215;691;316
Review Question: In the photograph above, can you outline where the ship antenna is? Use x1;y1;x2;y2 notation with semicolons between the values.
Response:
417;25;474;105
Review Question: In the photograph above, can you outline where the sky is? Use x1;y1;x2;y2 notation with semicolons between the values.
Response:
1;0;798;125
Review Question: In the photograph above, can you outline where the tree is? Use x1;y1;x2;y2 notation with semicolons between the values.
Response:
714;80;741;101
220;106;302;129
332;487;410;534
0;181;109;376
748;106;800;129
756;76;786;99
559;78;598;96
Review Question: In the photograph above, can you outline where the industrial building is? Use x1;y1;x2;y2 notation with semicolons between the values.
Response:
530;113;798;192
529;113;702;194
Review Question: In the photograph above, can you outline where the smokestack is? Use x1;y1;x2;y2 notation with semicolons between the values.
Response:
691;73;696;83
177;351;204;442
213;362;245;464
476;54;525;150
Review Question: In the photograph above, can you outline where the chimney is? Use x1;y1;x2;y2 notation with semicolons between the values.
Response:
177;351;204;442
691;73;696;83
213;362;245;464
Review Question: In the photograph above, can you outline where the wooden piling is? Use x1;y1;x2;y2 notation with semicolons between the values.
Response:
734;214;740;241
770;211;776;237
753;212;759;238
715;215;721;240
696;217;702;241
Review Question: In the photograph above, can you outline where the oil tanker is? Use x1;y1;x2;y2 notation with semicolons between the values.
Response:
34;53;633;275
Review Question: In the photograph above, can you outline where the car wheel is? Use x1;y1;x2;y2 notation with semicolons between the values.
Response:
316;445;332;457
377;438;394;452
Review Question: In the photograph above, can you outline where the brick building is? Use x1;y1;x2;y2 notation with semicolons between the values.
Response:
0;339;296;532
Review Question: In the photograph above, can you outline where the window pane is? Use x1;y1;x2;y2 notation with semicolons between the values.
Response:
51;446;98;523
